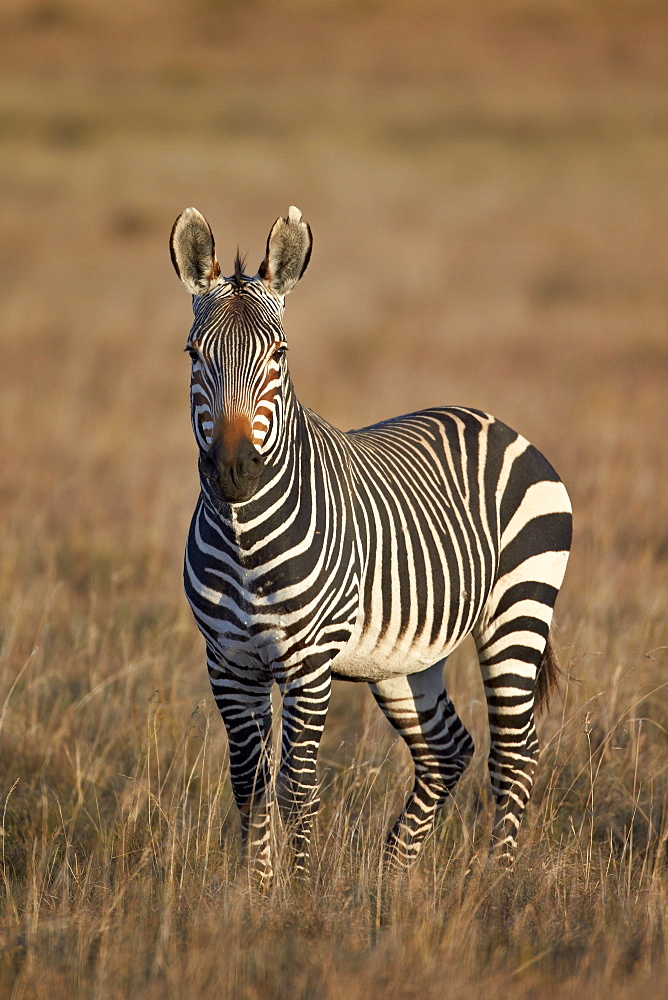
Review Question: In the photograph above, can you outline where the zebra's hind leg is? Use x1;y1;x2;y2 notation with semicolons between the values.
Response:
371;659;474;873
474;578;565;866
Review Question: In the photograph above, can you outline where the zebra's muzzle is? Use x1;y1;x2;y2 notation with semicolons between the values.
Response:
199;436;265;504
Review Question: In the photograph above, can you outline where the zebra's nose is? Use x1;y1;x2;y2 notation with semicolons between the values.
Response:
231;437;265;483
199;436;265;501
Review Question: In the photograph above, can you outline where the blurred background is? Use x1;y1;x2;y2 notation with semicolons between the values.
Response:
0;1;667;994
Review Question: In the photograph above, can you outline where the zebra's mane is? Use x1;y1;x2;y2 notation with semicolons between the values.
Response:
231;250;247;288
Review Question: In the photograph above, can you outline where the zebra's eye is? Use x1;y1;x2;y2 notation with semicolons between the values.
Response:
185;346;200;362
272;345;287;362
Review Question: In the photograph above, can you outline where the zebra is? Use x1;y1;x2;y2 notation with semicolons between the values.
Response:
169;205;572;880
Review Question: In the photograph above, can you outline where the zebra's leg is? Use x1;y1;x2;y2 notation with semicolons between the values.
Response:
277;667;332;875
371;660;475;873
473;578;563;866
207;649;275;882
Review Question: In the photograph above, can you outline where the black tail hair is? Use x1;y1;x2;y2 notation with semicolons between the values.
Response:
535;630;562;716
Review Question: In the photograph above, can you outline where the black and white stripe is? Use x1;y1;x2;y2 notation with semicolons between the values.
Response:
171;206;572;878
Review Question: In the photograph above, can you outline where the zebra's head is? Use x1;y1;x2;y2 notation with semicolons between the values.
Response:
170;206;312;505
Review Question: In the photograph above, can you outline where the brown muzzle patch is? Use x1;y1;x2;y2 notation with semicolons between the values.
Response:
215;413;254;464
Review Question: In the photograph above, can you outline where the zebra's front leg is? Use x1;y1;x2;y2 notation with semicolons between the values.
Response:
277;666;331;876
207;650;275;883
371;661;475;874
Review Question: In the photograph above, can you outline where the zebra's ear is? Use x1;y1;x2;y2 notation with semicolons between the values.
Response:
170;208;221;295
258;206;312;297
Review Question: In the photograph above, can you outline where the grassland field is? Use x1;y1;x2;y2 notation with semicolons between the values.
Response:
0;1;667;997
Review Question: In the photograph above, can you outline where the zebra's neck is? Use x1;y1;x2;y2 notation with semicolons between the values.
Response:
205;382;353;557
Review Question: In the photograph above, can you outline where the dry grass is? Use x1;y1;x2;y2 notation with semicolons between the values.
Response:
1;1;667;997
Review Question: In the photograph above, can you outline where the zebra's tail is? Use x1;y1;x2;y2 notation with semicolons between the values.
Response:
535;630;562;716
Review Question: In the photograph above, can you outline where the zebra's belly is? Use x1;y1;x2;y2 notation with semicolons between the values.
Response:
329;606;474;683
330;629;463;683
